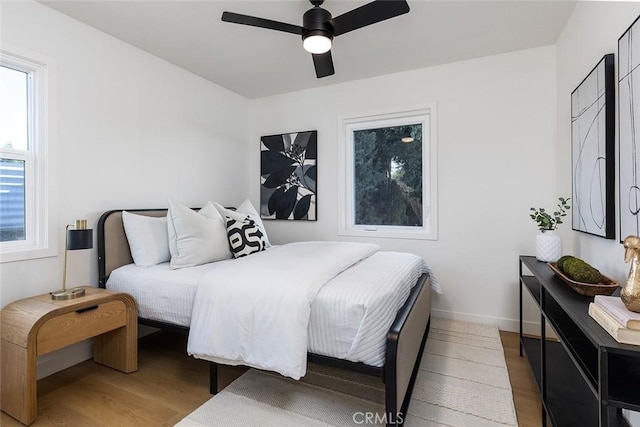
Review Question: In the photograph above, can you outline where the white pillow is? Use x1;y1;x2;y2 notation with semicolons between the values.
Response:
167;200;232;269
122;211;170;267
213;199;271;247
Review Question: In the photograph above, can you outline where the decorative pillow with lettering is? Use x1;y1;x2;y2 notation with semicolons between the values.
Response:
226;216;266;258
213;200;271;247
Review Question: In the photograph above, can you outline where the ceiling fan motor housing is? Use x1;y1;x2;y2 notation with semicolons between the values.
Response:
302;7;334;42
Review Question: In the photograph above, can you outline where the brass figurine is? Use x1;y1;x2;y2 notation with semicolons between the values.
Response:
622;235;640;313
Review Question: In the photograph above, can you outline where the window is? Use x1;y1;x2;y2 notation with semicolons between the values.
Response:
0;49;55;262
339;106;438;240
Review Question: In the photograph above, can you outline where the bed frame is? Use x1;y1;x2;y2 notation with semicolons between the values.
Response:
97;209;432;426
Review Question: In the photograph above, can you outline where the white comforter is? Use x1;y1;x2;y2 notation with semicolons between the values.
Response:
186;241;379;379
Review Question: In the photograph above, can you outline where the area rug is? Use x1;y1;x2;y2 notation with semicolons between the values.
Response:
175;318;518;426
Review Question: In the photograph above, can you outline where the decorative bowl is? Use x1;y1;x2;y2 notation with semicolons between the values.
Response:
548;262;618;297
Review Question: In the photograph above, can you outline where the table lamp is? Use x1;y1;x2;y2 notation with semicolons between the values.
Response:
51;219;93;300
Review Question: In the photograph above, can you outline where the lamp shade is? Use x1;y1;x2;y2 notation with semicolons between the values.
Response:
66;228;93;250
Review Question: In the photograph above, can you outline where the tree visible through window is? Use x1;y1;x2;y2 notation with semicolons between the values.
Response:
339;106;437;240
353;124;423;227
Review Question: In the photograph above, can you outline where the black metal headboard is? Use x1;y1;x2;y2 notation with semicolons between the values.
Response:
97;209;167;288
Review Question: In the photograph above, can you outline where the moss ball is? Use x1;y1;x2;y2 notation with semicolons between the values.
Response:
556;255;575;272
562;257;603;284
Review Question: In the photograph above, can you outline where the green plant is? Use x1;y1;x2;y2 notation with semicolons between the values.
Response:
530;197;570;232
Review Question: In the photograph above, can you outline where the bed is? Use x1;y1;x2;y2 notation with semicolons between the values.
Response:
97;208;433;426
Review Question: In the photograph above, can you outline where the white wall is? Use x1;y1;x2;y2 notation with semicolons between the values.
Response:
556;2;640;280
555;2;640;424
0;1;250;377
249;46;558;332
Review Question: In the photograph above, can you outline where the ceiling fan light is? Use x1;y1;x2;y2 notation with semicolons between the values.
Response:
303;35;332;54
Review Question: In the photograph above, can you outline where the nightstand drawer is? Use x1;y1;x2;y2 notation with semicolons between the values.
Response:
36;300;127;355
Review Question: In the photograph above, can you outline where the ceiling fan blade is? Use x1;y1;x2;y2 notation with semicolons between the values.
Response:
312;51;335;78
222;11;303;35
331;0;410;37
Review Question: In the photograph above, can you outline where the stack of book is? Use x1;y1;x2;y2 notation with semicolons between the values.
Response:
588;295;640;345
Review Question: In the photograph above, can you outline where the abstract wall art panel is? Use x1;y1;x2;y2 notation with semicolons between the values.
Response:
620;15;640;241
260;130;317;221
571;54;615;239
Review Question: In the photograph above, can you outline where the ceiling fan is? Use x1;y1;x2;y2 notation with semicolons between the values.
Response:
221;0;410;79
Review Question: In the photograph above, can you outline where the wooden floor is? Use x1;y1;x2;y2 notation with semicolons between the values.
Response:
1;330;542;426
501;331;543;426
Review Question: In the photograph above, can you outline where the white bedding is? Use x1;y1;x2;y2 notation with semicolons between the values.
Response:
106;243;430;373
107;261;212;327
188;241;380;379
308;250;427;366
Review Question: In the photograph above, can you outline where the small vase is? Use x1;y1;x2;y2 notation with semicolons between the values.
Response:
621;283;640;312
535;230;562;263
622;236;640;312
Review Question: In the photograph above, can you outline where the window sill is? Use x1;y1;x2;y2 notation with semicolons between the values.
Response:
338;227;438;241
0;246;57;263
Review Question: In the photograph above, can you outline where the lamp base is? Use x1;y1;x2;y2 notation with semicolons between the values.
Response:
50;287;86;300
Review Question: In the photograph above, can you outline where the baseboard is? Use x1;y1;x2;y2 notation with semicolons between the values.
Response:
431;308;557;338
35;314;552;380
36;341;93;379
139;324;160;338
36;324;156;379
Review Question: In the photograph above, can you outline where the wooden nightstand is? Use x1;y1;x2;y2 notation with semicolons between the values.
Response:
0;287;137;425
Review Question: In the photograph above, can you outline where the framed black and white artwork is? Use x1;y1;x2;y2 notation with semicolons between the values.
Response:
570;53;615;239
260;130;317;220
620;15;640;241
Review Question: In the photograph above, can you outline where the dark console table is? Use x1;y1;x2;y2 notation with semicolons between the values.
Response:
519;256;640;427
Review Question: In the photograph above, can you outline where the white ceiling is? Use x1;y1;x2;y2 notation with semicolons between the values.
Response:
40;0;576;99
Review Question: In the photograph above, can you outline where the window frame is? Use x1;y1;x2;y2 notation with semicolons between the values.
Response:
0;47;57;262
338;105;438;240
